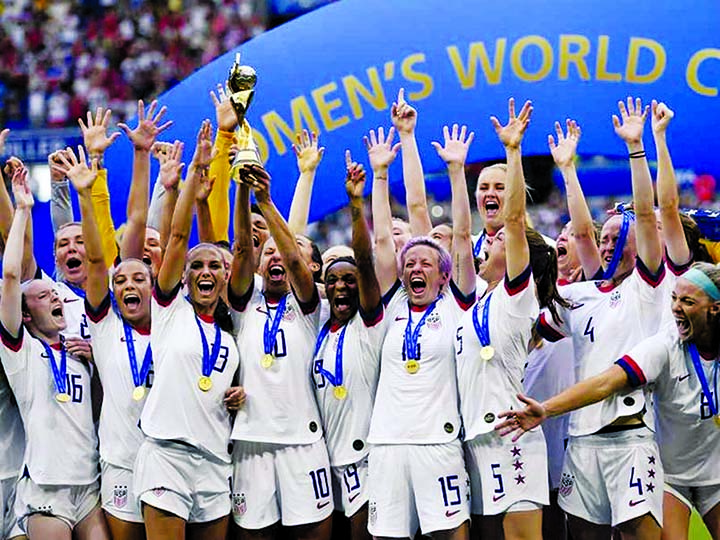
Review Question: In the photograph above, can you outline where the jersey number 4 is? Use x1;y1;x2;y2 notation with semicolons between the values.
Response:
583;317;595;343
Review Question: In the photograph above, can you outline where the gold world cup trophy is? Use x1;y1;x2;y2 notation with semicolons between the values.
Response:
228;53;262;182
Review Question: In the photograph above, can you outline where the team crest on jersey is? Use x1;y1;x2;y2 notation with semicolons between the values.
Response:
152;487;166;497
609;290;621;308
232;492;246;516
559;473;574;497
425;311;442;330
113;485;128;508
283;304;297;322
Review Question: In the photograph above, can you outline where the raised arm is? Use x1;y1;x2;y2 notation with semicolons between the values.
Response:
195;172;217;243
48;150;75;232
431;124;476;295
118;100;173;261
366;127;402;294
229;180;254;299
0;129;15;242
157;120;213;294
612;97;663;273
57;147;106;308
250;164;316;303
208;83;238;244
651;100;689;266
150;142;184;248
1;167;33;337
345;151;381;313
496;365;629;441
5;157;37;280
490;98;532;281
392;88;431;236
549;119;601;278
288;130;324;234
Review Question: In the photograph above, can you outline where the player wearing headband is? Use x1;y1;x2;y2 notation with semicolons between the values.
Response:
366;122;476;539
228;162;331;539
56;140;154;540
456;99;567;539
500;263;720;540
311;155;383;540
0;165;109;539
536;98;667;540
133;121;240;540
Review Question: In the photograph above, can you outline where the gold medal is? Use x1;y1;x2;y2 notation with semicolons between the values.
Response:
198;376;213;392
480;345;495;361
132;386;146;401
333;385;348;400
56;392;70;403
714;415;720;428
261;353;274;369
405;360;420;374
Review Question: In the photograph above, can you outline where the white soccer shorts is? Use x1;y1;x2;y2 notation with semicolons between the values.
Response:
331;457;369;518
367;441;470;538
666;482;720;517
100;461;143;523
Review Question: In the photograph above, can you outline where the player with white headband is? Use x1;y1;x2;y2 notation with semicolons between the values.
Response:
133;121;241;540
365;121;476;539
227;161;331;539
535;97;668;540
0;164;109;539
311;154;384;540
456;99;568;539
499;262;720;540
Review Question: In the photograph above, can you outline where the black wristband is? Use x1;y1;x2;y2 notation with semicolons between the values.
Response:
629;150;646;159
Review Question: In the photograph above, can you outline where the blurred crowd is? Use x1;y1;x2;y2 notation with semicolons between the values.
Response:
0;0;266;128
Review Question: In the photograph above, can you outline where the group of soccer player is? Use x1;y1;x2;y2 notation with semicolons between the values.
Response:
0;84;718;540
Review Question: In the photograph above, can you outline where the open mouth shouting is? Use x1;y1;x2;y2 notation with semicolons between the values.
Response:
675;316;691;339
409;276;427;296
268;264;286;282
197;280;216;296
65;257;83;273
484;199;500;219
51;303;64;319
332;294;354;316
122;292;142;312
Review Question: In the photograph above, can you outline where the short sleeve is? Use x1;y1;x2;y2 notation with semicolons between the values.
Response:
615;333;670;388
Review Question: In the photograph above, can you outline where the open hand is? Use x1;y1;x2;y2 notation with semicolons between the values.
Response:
210;83;238;133
55;146;98;193
548;119;581;169
494;394;547;442
491;98;533;149
118;100;173;152
11;164;34;209
612;96;648;146
293;129;324;173
157;141;185;190
79;107;120;156
431;123;474;168
364;126;401;172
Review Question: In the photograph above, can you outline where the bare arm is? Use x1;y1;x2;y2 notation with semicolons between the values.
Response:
151;142;185;248
1;168;33;337
0;130;13;241
118;100;173;261
345;152;382;313
432;124;476;295
229;183;255;299
613;97;663;273
550;120;601;278
652;101;689;265
392;88;432;236
366;127;402;295
58;148;107;308
5;158;37;281
156;121;212;294
288;130;324;235
196;174;217;244
490;99;531;281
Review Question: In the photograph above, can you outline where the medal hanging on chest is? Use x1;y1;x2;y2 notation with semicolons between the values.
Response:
472;293;494;361
262;294;288;369
403;299;439;375
122;320;153;401
193;314;222;392
314;321;349;400
41;341;70;403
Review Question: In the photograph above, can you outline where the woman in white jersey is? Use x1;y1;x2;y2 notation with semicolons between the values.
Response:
58;142;153;539
536;98;667;540
456;99;569;540
501;262;720;540
0;164;110;539
133;121;240;540
227;162;331;539
366;122;476;539
311;155;383;540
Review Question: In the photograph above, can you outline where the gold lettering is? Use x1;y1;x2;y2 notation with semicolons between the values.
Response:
558;34;591;80
596;35;622;82
261;97;320;156
510;35;553;82
342;68;388;120
401;53;434;100
686;48;720;97
626;37;666;83
311;82;350;132
446;39;506;88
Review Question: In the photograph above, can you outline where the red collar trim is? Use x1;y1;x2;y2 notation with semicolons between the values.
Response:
197;313;215;324
130;323;151;335
50;341;63;351
557;278;572;287
410;304;429;313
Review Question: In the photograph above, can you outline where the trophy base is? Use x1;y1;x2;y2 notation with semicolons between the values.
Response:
230;148;263;184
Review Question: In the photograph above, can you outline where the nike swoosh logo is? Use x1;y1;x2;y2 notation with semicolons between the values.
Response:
63;298;80;303
316;500;331;509
678;374;690;382
492;493;506;502
348;493;360;503
445;509;461;517
629;499;646;507
395;316;408;321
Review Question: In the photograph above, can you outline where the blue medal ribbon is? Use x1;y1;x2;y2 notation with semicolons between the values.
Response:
41;341;67;395
314;320;348;387
688;343;719;418
471;293;493;346
403;298;440;360
473;231;486;258
602;211;635;280
193;314;222;378
263;294;288;355
122;320;153;388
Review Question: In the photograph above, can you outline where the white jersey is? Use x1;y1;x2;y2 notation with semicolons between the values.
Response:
0;325;98;484
40;271;91;340
618;329;720;486
456;267;538;440
0;362;24;481
659;256;692;330
229;282;322;444
313;308;385;466
140;285;239;463
368;280;474;444
86;293;152;469
537;262;668;436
